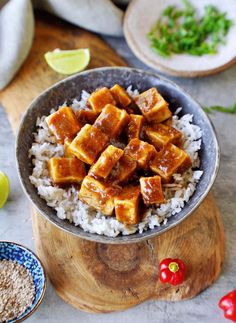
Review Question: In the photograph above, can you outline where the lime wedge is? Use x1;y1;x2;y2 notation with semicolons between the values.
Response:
44;48;90;75
0;171;10;209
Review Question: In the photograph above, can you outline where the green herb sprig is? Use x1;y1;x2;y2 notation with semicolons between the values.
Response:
148;0;233;57
203;102;236;114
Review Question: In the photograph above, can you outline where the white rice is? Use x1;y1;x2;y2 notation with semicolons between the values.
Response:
29;87;203;237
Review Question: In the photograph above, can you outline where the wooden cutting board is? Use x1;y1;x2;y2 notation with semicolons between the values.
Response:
0;12;224;313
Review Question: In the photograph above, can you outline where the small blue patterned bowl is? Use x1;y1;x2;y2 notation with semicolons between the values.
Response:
0;241;46;323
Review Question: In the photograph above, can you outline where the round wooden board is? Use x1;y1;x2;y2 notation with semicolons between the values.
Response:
0;12;224;313
32;192;224;313
124;0;236;77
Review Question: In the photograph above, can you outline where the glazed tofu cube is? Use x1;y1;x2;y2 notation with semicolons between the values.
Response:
150;143;192;182
162;117;173;127
109;153;137;184
125;138;156;169
88;87;116;113
64;140;74;158
46;106;81;144
177;154;193;174
134;88;172;122
110;84;132;108
89;145;123;179
75;109;98;125
127;114;144;141
79;176;114;215
145;123;182;149
48;157;86;185
94;104;130;138
69;124;109;164
114;186;141;225
140;176;165;205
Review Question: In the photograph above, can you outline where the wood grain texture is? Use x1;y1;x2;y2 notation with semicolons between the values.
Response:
0;12;224;313
32;192;224;313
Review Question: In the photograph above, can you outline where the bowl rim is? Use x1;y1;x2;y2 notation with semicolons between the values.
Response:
0;240;47;323
16;66;220;244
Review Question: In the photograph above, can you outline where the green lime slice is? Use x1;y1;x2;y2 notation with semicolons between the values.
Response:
44;48;90;75
0;171;10;208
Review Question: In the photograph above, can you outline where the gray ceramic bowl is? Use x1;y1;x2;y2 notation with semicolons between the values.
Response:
16;67;220;244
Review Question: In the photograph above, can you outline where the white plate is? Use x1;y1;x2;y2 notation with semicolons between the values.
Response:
124;0;236;77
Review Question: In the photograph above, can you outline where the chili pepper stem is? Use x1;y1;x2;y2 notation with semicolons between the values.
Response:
168;262;179;273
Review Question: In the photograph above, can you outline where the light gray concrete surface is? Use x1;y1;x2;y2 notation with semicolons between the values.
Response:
0;35;236;323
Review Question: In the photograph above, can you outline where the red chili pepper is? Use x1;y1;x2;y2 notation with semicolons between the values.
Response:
219;290;236;322
159;258;186;286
